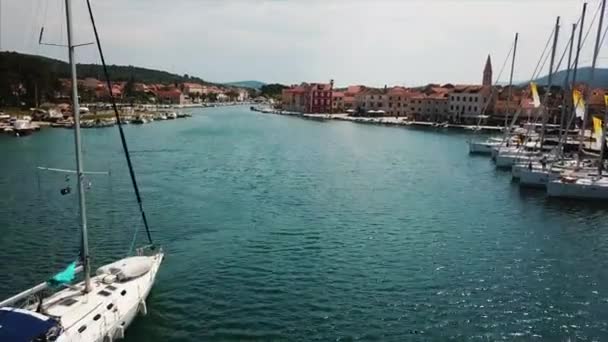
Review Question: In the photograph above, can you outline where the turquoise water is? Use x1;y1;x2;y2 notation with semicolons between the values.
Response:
1;106;608;341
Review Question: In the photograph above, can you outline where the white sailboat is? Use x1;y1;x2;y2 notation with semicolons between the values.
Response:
547;0;608;199
0;1;163;341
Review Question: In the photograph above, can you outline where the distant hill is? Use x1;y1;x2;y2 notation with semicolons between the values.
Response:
532;67;608;88
0;50;229;106
0;51;220;85
224;80;266;89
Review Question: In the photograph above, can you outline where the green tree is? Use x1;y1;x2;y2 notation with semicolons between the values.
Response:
260;83;288;99
226;89;239;101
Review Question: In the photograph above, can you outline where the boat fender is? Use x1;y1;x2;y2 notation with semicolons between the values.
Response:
139;299;147;316
115;326;125;339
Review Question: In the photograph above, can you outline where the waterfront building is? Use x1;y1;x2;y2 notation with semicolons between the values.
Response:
237;89;250;102
281;81;334;113
343;85;366;111
386;87;410;117
182;82;205;96
354;88;387;116
332;92;345;112
408;92;425;119
282;85;308;113
424;92;450;122
154;89;186;104
448;85;491;123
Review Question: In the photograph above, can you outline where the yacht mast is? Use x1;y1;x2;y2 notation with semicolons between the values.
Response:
505;33;518;130
557;23;577;155
578;0;605;167
65;0;91;292
540;17;560;149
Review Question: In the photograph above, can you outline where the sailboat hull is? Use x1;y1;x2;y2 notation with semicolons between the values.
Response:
42;252;163;342
547;177;608;199
468;141;496;154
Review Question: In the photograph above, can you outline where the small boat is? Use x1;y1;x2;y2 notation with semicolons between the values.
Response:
167;112;177;120
132;116;149;124
13;119;36;136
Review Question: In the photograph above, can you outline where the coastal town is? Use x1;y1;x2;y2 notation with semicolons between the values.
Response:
0;73;261;135
275;55;606;128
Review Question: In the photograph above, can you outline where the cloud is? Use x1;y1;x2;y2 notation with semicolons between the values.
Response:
0;0;602;86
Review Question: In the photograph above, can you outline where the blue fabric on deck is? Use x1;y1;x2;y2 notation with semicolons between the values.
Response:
0;308;58;341
48;261;77;285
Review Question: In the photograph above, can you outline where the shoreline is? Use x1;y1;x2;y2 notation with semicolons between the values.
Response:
0;102;256;137
251;107;503;133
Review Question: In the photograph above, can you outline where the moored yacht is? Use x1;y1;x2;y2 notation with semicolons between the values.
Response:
0;1;164;340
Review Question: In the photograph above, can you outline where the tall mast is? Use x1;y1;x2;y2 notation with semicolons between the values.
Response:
578;0;605;168
65;0;91;292
540;17;560;149
505;33;518;130
558;23;577;155
599;100;608;175
571;3;586;94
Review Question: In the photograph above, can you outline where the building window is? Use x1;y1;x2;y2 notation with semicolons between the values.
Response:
457;96;460;101
474;106;478;111
371;95;374;99
468;106;471;111
377;102;382;107
450;105;453;110
389;103;393;108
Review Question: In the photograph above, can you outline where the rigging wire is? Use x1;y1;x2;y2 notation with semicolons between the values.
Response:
59;0;65;47
530;27;555;80
477;43;514;119
85;0;154;247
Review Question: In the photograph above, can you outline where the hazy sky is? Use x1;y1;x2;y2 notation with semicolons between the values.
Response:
1;0;605;87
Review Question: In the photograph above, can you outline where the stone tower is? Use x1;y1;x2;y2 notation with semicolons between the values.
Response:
483;54;492;86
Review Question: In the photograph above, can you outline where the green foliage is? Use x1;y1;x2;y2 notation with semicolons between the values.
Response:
260;83;288;99
0;51;224;107
0;51;63;107
225;89;239;100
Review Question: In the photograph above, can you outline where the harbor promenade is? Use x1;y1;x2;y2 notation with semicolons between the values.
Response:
251;107;503;133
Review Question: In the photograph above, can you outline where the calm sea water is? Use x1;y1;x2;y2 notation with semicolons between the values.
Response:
1;106;608;341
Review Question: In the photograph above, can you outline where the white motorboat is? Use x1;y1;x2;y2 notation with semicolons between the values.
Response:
0;2;163;341
167;112;177;119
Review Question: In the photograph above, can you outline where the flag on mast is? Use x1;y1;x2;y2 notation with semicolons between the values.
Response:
573;89;585;118
530;82;541;108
